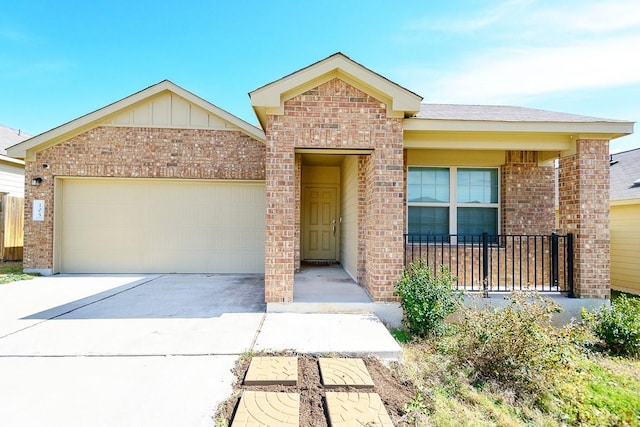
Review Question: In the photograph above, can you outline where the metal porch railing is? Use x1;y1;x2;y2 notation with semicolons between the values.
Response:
404;233;574;295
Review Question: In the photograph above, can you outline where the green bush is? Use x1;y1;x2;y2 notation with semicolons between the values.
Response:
450;291;570;399
583;294;640;357
395;261;462;337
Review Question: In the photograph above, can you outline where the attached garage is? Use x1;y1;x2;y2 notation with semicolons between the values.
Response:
56;178;265;274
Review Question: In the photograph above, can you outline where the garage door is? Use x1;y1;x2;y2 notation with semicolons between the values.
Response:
58;178;265;273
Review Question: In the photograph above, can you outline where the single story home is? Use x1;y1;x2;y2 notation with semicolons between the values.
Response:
609;148;640;295
7;53;634;302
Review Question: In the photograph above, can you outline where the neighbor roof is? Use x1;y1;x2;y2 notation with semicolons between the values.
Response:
0;125;31;155
415;104;627;123
610;148;640;201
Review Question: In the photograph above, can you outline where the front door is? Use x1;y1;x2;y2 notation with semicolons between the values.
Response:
303;187;337;260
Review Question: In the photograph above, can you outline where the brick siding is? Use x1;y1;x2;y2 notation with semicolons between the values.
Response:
24;126;265;271
502;151;555;235
264;78;404;302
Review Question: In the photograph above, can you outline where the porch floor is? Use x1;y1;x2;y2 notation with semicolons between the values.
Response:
293;263;371;303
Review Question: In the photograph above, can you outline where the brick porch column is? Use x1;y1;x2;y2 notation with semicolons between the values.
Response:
558;139;610;298
363;138;405;302
264;117;296;303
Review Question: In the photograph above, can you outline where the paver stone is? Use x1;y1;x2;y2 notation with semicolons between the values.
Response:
231;391;299;427
244;356;298;386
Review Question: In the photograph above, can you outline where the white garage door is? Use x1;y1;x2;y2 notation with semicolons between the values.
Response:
58;178;265;273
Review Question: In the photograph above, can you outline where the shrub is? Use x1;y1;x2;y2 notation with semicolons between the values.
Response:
450;291;571;399
583;294;640;357
395;261;462;337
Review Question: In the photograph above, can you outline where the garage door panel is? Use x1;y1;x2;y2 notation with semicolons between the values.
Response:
59;179;265;273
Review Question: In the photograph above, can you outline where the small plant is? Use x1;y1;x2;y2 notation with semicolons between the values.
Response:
450;291;569;400
583;294;640;357
395;261;462;338
391;328;413;343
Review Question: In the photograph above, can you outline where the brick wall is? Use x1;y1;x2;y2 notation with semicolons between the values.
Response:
558;139;610;298
24;126;265;271
502;150;555;235
264;78;404;302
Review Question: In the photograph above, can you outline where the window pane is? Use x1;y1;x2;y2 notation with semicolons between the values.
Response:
457;207;498;236
408;206;449;236
457;168;498;203
407;167;450;203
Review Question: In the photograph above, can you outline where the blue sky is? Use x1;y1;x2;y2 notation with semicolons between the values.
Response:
1;0;638;152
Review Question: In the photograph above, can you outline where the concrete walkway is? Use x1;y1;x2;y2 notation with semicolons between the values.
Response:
0;274;401;427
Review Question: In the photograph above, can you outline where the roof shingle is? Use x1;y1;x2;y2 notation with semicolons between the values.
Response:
415;104;625;123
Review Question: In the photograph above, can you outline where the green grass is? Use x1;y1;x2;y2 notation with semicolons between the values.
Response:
0;263;37;284
398;341;640;426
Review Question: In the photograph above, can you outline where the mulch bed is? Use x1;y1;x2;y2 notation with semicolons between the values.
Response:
215;352;417;426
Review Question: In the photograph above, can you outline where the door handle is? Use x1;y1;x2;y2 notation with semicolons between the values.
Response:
332;218;337;235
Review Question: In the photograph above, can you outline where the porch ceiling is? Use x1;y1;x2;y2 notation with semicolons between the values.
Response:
300;154;346;166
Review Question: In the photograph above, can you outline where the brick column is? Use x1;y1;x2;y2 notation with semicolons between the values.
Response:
363;136;405;302
264;116;296;303
558;139;610;298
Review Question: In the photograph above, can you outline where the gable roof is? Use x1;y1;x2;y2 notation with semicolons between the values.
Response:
610;148;640;202
249;52;423;128
7;80;265;160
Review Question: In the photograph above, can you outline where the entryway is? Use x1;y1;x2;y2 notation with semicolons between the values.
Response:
294;263;370;303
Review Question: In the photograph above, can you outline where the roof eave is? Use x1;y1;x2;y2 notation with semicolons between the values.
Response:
403;117;634;138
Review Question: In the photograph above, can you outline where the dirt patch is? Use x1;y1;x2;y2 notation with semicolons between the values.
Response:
215;352;416;426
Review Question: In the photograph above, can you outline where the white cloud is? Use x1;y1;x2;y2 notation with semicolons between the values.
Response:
396;0;640;103
531;0;640;33
417;34;640;103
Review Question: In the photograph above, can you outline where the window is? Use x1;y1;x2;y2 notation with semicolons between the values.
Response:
408;167;499;237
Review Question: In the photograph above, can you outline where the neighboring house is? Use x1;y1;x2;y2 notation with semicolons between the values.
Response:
609;148;640;295
0;125;28;260
7;53;634;303
0;125;28;196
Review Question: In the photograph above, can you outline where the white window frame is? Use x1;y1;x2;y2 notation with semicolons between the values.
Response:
407;166;501;236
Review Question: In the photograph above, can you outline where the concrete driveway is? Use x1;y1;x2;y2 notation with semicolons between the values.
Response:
0;273;401;426
0;274;265;427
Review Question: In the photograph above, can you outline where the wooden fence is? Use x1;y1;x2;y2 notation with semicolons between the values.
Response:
0;194;24;261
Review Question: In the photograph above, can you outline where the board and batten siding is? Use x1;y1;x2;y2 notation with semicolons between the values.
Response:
610;202;640;295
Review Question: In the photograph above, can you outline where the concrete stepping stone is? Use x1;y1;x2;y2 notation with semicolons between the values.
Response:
231;391;299;426
319;357;374;388
243;356;298;386
325;392;393;426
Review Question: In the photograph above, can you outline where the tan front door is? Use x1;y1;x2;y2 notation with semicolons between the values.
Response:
303;187;337;260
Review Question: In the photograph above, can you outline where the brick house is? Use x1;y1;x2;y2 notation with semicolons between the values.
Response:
7;53;634;302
